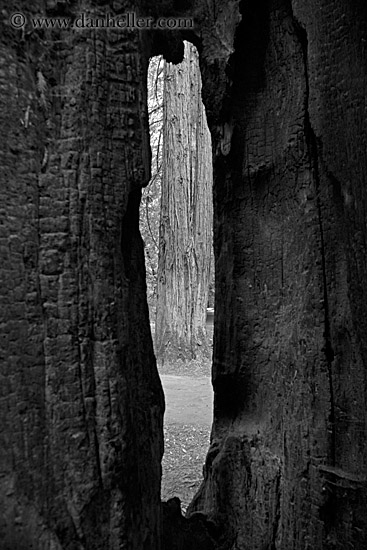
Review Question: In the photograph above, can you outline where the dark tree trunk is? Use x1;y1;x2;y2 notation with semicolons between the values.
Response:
0;3;163;548
190;1;367;549
155;41;213;364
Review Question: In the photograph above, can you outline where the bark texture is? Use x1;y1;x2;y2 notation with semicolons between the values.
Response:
0;2;163;548
1;0;367;549
155;41;213;363
189;1;367;550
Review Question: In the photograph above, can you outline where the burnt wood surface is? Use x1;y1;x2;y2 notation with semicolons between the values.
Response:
0;0;366;548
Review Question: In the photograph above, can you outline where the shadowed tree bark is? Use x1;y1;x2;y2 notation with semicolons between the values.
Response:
155;41;213;365
189;2;367;550
0;3;163;548
0;0;367;549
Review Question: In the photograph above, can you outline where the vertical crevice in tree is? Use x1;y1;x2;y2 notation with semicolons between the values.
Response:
271;469;281;550
291;9;336;466
121;188;141;280
75;186;103;488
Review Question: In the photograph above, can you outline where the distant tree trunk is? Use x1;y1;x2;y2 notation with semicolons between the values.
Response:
155;41;213;364
141;55;164;320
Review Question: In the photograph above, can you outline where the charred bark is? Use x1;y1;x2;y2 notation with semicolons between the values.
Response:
190;1;367;550
1;0;367;549
0;3;163;548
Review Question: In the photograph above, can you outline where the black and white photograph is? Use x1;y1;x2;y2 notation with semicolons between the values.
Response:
0;1;366;548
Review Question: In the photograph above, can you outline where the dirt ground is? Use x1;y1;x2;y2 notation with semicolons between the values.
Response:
161;375;213;427
159;370;213;512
